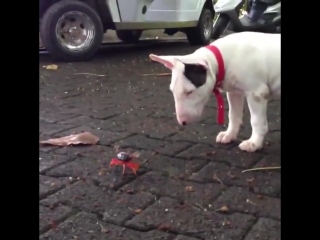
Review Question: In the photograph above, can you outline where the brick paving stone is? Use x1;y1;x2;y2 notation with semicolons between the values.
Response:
254;154;281;168
39;205;74;234
52;145;114;159
267;114;281;131
121;148;206;178
244;218;281;240
177;144;235;160
39;153;75;174
200;108;229;125
213;186;280;220
262;131;281;155
106;110;152;123
53;125;132;146
45;156;146;189
189;162;280;197
40;212;175;240
58;116;113;129
44;157;103;177
39;122;75;136
149;105;176;119
179;146;263;168
167;124;227;146
40;180;156;225
116;118;180;139
39;112;79;124
116;135;192;155
67;105;124;120
39;175;75;199
126;197;256;239
39;144;60;154
121;171;223;207
174;235;200;240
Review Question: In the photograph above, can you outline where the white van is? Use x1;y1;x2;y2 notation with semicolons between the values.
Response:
39;0;215;61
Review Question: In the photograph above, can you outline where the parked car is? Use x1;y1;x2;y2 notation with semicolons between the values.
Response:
39;0;215;61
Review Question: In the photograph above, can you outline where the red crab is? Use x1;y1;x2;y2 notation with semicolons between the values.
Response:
109;146;140;175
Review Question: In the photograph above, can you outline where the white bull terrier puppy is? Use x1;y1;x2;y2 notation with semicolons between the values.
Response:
149;32;280;152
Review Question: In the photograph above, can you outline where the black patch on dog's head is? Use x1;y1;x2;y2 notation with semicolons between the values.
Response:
183;64;207;88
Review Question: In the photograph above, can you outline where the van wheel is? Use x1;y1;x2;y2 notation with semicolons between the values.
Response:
186;8;213;46
116;30;142;43
40;0;104;61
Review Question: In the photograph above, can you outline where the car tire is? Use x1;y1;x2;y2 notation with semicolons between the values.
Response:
211;15;230;40
186;8;213;46
116;30;142;43
40;0;104;61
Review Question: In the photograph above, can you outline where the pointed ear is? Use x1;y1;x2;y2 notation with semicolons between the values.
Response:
149;54;176;69
174;55;209;70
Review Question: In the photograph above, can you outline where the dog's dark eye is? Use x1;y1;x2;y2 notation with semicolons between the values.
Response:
186;91;193;95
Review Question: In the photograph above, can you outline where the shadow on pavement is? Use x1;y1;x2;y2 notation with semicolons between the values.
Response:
39;40;193;64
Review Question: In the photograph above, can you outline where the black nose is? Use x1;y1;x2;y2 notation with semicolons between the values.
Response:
182;121;186;126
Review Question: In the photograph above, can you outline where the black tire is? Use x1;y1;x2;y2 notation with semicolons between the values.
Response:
116;30;142;43
246;0;253;13
186;8;213;46
211;15;230;40
40;0;104;61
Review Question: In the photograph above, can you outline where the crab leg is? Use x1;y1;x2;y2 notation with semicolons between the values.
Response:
122;165;126;175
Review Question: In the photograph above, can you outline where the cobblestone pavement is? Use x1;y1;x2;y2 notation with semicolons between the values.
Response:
39;42;281;240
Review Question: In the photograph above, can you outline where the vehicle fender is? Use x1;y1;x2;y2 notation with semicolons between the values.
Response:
39;0;116;30
199;0;215;19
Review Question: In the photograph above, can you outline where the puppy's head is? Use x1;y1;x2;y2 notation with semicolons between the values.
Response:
149;53;215;125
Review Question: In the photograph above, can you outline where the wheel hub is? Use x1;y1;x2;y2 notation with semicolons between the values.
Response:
69;26;79;35
55;11;95;52
203;15;213;39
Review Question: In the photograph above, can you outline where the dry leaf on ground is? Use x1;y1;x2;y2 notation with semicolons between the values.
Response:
44;64;58;70
134;209;142;214
215;206;229;213
185;186;194;192
39;132;99;146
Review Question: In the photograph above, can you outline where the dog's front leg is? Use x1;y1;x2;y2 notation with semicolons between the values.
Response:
239;88;269;152
216;92;245;144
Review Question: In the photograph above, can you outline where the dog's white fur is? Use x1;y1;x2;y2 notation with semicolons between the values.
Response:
150;32;280;152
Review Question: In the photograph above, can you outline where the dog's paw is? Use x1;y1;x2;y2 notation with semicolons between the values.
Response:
216;131;237;144
239;139;262;152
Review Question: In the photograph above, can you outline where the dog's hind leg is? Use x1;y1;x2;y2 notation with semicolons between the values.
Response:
239;85;269;152
216;92;245;144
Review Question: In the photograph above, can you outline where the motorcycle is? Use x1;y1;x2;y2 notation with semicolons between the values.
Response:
211;0;281;39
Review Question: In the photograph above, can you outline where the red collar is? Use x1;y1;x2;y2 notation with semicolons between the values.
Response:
205;45;225;125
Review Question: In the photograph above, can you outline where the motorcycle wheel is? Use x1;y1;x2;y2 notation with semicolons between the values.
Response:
211;15;230;40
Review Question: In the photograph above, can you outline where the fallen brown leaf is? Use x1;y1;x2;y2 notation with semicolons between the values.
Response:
134;209;142;214
215;206;229;213
222;221;231;226
98;168;107;176
185;186;194;192
44;64;58;70
227;172;237;179
39;132;99;146
99;223;109;233
246;178;254;182
246;199;257;205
